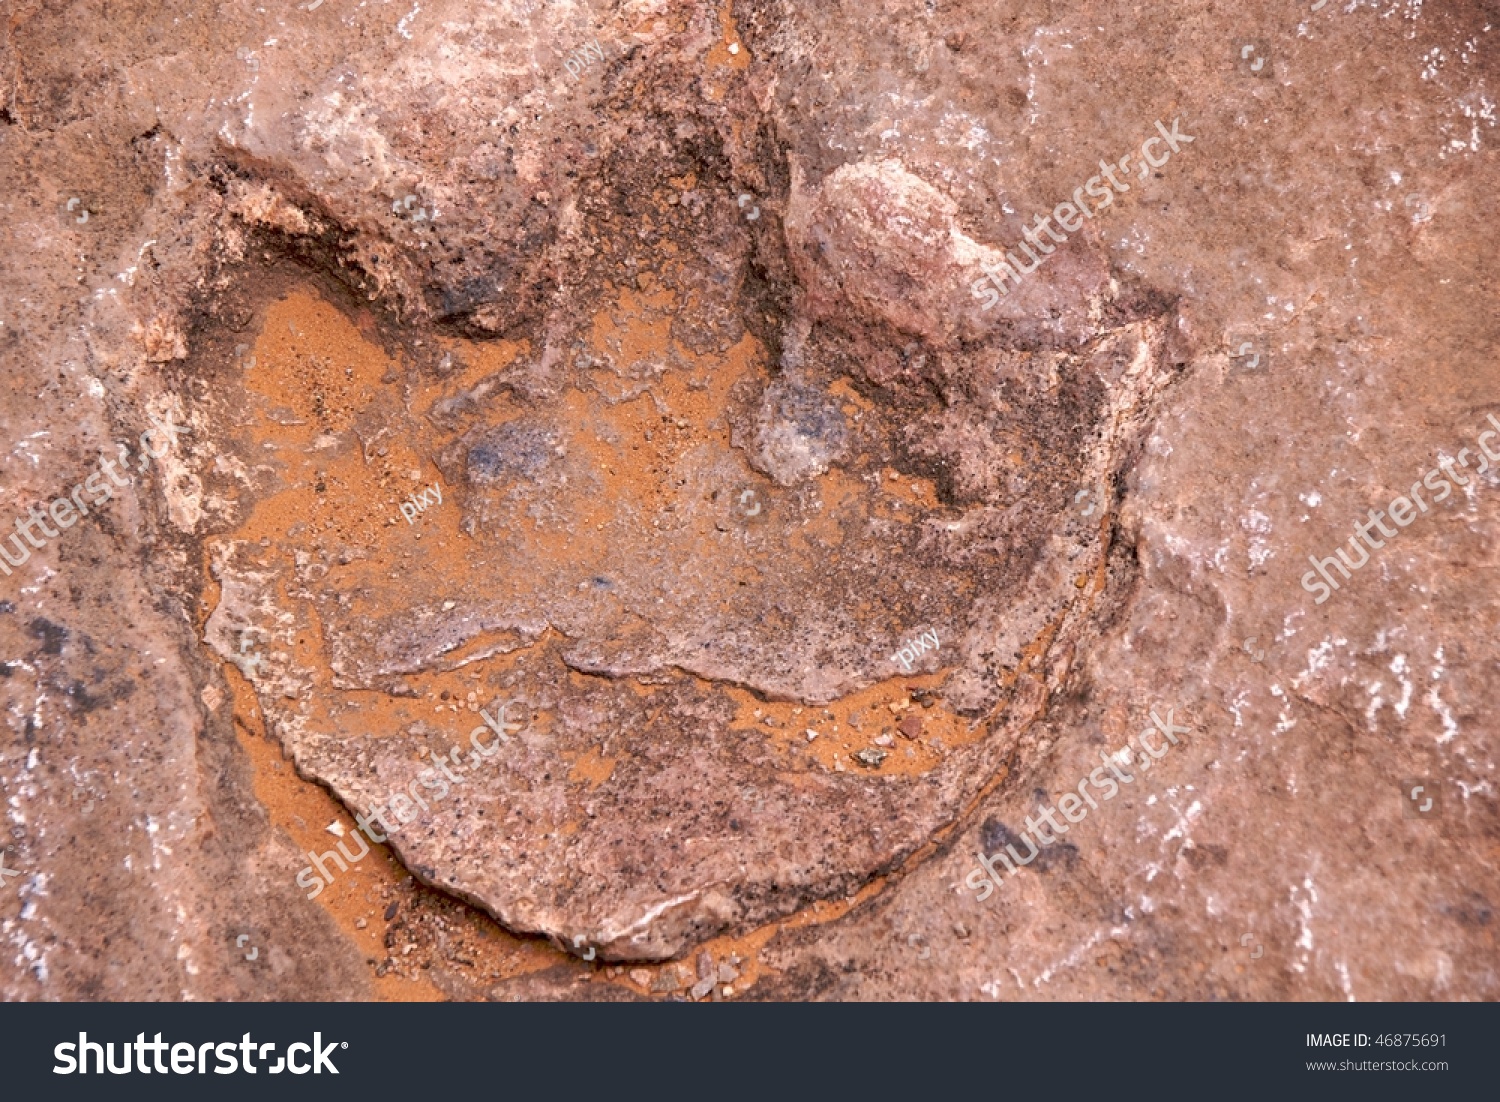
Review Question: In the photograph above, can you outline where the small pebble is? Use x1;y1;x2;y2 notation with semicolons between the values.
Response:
853;747;887;768
873;734;894;747
728;41;740;54
651;969;683;993
356;917;367;929
327;820;345;836
629;968;652;986
385;901;400;921
805;729;818;741
898;714;924;739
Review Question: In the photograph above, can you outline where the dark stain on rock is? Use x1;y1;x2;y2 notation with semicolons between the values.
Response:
980;815;1020;854
27;618;68;655
1031;840;1079;874
465;420;558;484
65;680;104;713
747;380;849;485
439;268;508;319
979;813;1077;874
64;677;134;715
1443;893;1493;928
1183;842;1229;870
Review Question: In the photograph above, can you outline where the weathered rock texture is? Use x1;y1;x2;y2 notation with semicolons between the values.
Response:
0;0;1496;999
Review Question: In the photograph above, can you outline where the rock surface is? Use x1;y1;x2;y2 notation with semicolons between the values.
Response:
0;0;1495;999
